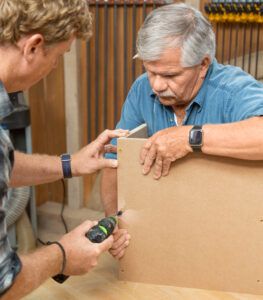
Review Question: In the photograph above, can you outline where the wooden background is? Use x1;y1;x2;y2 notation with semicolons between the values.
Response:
28;58;66;206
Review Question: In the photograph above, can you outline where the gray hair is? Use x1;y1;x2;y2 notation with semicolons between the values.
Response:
136;3;215;67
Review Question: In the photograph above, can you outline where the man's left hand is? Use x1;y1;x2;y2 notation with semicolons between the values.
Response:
109;228;131;260
140;126;193;179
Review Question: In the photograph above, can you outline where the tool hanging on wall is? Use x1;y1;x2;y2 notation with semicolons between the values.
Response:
204;0;263;23
204;0;262;80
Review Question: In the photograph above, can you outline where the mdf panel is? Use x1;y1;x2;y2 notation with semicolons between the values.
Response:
118;136;263;295
22;253;263;300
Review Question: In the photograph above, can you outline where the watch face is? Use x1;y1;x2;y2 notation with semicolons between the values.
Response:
193;130;202;145
190;128;203;146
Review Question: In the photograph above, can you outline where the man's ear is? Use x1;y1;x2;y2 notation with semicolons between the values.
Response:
23;34;45;62
200;56;211;78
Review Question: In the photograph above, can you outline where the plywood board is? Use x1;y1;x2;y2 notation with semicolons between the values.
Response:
117;132;263;295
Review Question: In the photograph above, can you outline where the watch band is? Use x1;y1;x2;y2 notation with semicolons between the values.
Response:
189;125;203;152
61;154;72;178
191;145;202;152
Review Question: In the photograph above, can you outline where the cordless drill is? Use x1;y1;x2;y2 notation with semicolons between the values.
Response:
53;211;122;284
86;211;122;243
86;216;117;242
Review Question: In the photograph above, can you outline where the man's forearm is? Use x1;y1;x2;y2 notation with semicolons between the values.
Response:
2;244;61;300
100;168;118;216
9;152;63;187
202;117;263;160
140;116;263;179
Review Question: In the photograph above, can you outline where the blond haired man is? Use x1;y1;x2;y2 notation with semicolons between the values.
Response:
0;1;128;299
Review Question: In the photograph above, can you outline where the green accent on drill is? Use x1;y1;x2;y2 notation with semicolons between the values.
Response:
99;225;108;235
109;216;117;224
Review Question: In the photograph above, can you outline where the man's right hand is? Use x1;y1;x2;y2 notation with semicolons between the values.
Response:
109;228;131;260
59;220;113;275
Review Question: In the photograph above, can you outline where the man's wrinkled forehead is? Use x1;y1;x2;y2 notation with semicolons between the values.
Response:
143;48;183;71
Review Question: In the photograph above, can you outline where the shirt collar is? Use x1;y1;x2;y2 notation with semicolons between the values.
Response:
148;59;216;112
0;81;14;120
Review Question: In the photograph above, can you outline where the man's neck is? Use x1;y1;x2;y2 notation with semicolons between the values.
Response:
172;106;186;126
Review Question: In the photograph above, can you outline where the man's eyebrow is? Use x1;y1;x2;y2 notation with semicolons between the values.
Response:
159;71;181;76
147;69;181;76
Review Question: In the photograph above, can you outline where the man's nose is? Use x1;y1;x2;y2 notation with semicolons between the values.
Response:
152;75;168;93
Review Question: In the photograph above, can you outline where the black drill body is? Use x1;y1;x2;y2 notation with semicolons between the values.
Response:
86;216;117;243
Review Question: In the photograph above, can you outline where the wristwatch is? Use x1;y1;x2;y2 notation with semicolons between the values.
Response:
189;125;203;152
61;153;72;178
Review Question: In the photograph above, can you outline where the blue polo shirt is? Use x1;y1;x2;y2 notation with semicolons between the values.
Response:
106;59;263;159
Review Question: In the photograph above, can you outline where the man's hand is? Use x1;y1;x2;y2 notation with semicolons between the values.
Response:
71;129;128;176
59;220;113;275
140;126;193;179
109;228;131;260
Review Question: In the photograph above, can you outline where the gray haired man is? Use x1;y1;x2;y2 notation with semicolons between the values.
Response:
101;3;263;259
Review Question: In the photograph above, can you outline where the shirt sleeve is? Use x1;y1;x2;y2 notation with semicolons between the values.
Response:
0;244;22;296
0;193;22;296
105;79;145;160
0;129;22;296
226;74;263;122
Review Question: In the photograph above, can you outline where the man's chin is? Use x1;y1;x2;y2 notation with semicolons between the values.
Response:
159;97;178;106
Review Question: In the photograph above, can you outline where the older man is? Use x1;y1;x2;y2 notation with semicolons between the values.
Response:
101;3;263;259
0;0;128;299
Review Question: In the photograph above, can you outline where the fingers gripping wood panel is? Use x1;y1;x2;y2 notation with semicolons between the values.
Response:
117;137;263;295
